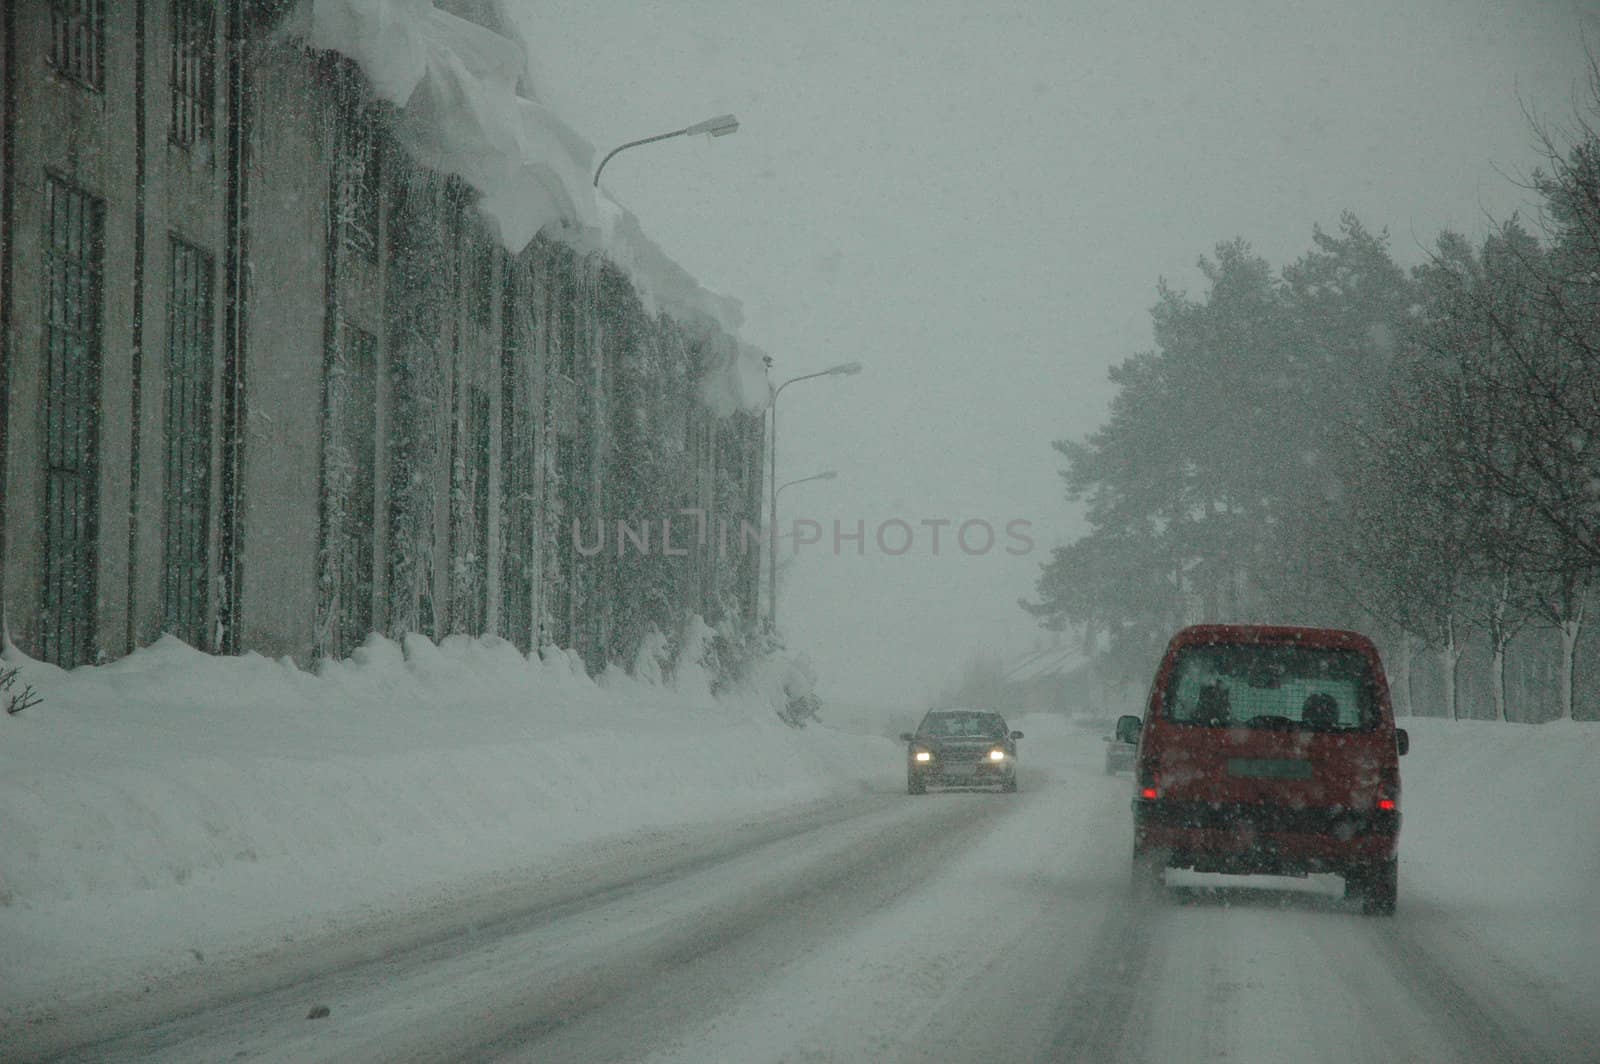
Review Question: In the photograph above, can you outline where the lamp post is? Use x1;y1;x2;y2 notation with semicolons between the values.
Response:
777;470;837;499
593;113;740;187
768;473;837;596
767;363;862;631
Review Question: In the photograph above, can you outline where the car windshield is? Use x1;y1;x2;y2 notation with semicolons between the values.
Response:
919;713;1007;739
1163;644;1378;731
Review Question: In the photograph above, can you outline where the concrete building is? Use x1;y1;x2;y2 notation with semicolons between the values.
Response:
1;0;766;672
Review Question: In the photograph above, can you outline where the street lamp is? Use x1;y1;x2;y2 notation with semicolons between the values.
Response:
593;113;741;187
777;471;837;499
768;362;862;630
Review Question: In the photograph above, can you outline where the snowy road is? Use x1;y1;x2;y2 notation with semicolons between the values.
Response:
37;726;1600;1063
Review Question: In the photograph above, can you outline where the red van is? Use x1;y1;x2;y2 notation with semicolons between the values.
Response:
1116;624;1409;915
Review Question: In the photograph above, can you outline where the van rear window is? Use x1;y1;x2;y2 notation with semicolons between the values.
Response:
1163;644;1378;731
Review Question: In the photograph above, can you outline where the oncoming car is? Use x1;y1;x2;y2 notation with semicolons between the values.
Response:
1117;624;1409;915
901;709;1022;794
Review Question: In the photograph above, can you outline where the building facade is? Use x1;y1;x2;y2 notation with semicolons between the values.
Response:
1;0;765;672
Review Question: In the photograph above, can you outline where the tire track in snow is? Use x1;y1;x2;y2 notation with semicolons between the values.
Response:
72;791;1009;1063
454;794;1009;1064
1041;885;1158;1062
1366;920;1593;1064
34;794;921;1062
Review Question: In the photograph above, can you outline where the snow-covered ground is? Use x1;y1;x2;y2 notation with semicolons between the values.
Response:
0;635;899;1031
1392;712;1600;1006
2;636;1597;1059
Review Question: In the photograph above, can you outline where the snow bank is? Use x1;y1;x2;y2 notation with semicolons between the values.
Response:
1402;719;1599;904
0;635;894;1016
301;0;770;412
1398;717;1600;980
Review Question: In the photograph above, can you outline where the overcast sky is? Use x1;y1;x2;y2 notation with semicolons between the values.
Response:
512;0;1600;706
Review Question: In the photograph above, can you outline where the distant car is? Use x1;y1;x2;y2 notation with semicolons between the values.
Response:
1120;624;1409;915
901;709;1022;794
1103;731;1136;774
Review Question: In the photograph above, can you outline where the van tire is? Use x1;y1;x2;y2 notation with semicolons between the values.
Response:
1131;848;1166;899
1349;858;1397;916
907;774;926;795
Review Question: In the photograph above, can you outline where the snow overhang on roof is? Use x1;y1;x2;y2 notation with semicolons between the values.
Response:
302;0;770;414
594;197;770;416
308;0;598;249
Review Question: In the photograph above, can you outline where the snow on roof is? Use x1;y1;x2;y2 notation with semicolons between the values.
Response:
593;195;770;415
304;0;769;413
709;340;773;419
592;194;743;339
1004;643;1092;685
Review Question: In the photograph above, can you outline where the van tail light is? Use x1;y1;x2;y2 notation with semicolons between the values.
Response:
1376;768;1400;812
1137;763;1160;801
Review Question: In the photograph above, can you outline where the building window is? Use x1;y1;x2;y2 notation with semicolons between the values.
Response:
474;243;495;327
321;323;377;660
169;0;215;148
499;274;536;651
335;95;380;262
551;246;577;379
548;435;576;646
162;237;214;648
385;346;439;640
41;175;106;667
49;0;106;91
462;387;491;636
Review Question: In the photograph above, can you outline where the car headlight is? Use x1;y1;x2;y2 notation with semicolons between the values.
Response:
988;749;1007;761
913;750;932;762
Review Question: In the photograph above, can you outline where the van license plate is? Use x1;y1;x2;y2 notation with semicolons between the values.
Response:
1227;758;1312;780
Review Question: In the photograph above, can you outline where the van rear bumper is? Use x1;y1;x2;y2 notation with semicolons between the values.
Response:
1133;797;1398;874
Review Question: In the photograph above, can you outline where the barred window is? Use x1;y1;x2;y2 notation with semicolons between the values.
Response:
499;275;537;651
384;321;442;640
336;98;380;261
474;243;495;327
49;0;106;91
169;0;215;148
323;323;377;659
551;246;577;379
464;387;491;636
41;176;106;667
548;435;576;645
162;237;215;648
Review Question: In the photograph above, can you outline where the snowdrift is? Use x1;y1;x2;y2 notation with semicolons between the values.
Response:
0;634;895;1016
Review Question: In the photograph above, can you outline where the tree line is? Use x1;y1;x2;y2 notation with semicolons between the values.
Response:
1027;62;1600;722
